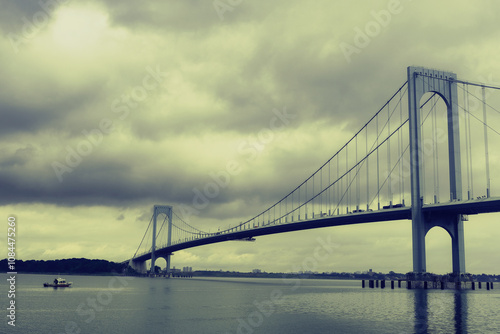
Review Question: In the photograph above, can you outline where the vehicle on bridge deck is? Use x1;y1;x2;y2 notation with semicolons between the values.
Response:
43;278;72;288
382;203;405;209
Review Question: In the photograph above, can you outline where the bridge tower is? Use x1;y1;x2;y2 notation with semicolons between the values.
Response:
408;66;465;275
151;205;173;275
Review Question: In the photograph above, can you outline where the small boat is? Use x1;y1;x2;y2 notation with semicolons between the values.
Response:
43;278;72;288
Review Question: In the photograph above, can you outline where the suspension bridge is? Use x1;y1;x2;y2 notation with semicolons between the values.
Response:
127;66;500;276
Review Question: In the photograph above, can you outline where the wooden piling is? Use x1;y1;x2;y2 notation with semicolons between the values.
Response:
380;280;385;289
478;282;482;289
391;280;395;289
362;280;365;288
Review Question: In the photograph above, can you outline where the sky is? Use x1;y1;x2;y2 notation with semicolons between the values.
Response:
1;0;500;275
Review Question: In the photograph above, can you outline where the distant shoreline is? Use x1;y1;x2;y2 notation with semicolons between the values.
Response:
2;258;499;282
3;272;126;276
6;270;500;284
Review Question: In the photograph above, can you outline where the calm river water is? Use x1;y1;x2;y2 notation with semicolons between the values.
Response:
1;274;500;333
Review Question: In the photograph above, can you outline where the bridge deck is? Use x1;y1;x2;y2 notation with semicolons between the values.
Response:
129;197;500;263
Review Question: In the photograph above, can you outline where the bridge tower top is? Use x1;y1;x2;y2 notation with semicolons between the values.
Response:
154;205;172;215
407;66;462;204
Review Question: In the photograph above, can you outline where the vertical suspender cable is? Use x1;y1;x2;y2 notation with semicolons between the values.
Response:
320;167;323;215
328;158;331;215
467;85;474;198
464;84;471;199
366;126;370;210
289;193;291;222
356;135;360;210
305;181;307;219
434;96;440;202
346;145;349;213
376;114;380;210
312;174;314;217
482;86;491;197
399;90;403;205
320;169;322;215
387;101;392;206
337;154;340;215
311;173;317;218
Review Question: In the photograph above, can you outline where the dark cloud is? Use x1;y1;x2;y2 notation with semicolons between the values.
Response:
100;0;227;32
0;144;36;168
99;0;307;34
0;145;231;208
0;0;61;33
0;77;111;140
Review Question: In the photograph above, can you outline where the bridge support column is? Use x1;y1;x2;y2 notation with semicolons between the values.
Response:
166;254;172;275
159;253;173;276
429;214;465;274
411;205;427;274
451;218;466;274
408;66;464;276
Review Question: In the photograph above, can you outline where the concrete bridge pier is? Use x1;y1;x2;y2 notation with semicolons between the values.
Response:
446;215;466;274
129;259;147;274
166;254;172;274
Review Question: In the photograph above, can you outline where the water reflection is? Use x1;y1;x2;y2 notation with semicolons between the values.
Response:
413;290;428;333
453;291;467;333
412;289;468;333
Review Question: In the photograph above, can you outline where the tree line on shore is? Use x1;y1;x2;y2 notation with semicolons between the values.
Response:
1;258;134;275
2;258;499;281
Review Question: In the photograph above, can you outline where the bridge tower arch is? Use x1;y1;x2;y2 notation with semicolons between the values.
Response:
151;205;173;275
408;66;465;275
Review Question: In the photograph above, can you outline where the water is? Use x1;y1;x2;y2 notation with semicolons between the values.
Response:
1;274;500;334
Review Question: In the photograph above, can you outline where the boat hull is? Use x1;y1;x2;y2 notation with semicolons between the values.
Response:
43;283;72;287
